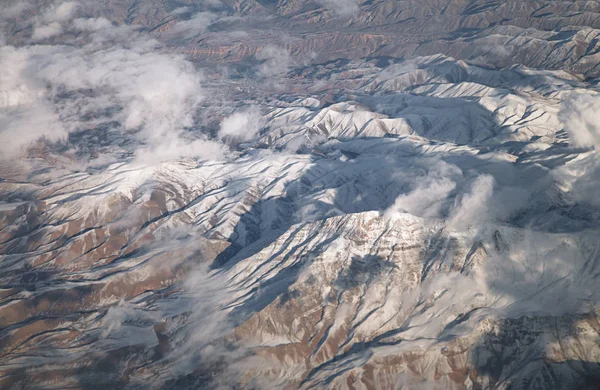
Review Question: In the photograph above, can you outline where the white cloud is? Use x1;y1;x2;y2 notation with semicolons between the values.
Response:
0;5;229;162
554;93;600;210
72;17;112;31
256;45;294;78
316;0;360;16
448;174;495;230
0;45;67;156
30;1;80;41
136;138;228;163
482;229;598;318
0;2;32;20
388;177;456;218
168;12;218;38
219;107;265;142
171;6;192;15
32;21;63;40
0;46;39;109
118;256;249;387
385;159;528;230
0;103;66;157
559;92;600;149
45;1;79;23
384;158;461;219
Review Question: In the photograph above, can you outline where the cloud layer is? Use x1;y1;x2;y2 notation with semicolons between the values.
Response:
0;2;228;162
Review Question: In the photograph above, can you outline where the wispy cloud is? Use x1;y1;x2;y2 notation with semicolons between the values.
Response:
167;12;219;39
316;0;361;17
31;1;80;41
384;157;529;231
256;45;294;79
0;4;230;162
219;107;265;143
559;92;600;149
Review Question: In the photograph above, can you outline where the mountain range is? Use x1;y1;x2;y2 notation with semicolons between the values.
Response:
1;1;600;389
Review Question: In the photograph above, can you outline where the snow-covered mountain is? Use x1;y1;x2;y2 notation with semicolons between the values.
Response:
2;1;600;389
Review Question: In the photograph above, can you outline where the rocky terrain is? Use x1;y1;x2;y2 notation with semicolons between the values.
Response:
2;1;600;389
